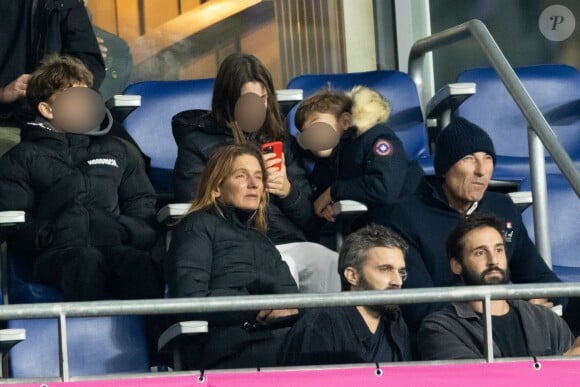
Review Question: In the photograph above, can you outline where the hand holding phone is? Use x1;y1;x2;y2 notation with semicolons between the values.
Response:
260;141;284;171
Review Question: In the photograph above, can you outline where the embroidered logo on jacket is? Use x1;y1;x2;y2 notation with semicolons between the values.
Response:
373;139;393;156
503;221;513;243
87;158;119;167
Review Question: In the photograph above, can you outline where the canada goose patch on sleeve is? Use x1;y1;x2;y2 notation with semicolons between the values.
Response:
373;139;393;156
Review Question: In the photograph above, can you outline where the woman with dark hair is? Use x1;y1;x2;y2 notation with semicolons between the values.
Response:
165;144;299;369
172;53;339;293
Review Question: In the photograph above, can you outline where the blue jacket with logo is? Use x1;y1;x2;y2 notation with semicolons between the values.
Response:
307;87;423;208
309;123;424;207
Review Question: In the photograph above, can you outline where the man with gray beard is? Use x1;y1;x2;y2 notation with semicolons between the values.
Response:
418;213;580;360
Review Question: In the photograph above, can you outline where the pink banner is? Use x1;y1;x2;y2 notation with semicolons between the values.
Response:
10;359;580;387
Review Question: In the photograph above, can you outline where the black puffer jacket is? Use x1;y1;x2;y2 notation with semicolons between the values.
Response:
0;121;157;260
165;204;298;368
172;109;316;243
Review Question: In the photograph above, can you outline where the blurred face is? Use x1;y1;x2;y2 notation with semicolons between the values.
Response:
301;111;350;157
240;81;267;109
451;226;508;286
215;154;264;210
442;152;494;213
39;84;106;133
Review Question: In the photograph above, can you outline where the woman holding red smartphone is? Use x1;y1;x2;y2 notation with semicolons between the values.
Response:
172;53;340;293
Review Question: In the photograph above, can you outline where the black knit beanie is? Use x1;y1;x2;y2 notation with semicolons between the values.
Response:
434;117;496;176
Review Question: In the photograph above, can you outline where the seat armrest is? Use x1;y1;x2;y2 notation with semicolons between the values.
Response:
426;82;476;119
332;200;368;216
332;201;368;251
507;191;533;212
276;89;303;119
0;328;26;354
0;211;25;226
157;321;208;352
106;94;141;122
156;203;190;225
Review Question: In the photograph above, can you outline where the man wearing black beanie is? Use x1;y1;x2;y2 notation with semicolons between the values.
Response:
371;117;564;334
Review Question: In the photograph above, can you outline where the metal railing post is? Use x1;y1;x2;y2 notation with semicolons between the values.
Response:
482;295;494;363
58;312;70;382
528;127;552;266
408;19;580;198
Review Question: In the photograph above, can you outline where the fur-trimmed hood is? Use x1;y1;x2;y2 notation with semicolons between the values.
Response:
347;85;391;136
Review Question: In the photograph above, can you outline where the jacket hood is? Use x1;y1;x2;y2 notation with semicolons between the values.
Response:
85;108;113;136
347;86;391;136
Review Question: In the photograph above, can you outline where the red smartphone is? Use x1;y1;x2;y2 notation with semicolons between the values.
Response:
260;141;284;171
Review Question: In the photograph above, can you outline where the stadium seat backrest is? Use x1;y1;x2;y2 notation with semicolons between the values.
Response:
8;316;149;378
122;79;215;199
4;252;150;377
457;64;580;159
287;71;429;160
6;249;62;304
519;173;580;282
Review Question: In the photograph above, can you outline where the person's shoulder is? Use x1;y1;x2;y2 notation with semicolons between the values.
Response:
511;299;556;316
421;303;460;326
180;210;218;226
480;190;518;214
297;307;345;328
5;125;56;155
376;188;423;216
172;109;214;127
0;141;33;166
357;122;401;145
172;209;221;236
172;110;224;139
89;134;131;157
367;122;397;137
482;190;512;202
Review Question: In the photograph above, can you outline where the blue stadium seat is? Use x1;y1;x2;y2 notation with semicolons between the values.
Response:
287;70;433;173
519;174;580;282
6;250;61;304
4;249;151;378
122;79;215;201
456;64;580;182
8;316;149;378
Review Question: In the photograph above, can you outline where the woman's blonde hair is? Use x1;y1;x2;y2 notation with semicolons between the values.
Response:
186;144;269;233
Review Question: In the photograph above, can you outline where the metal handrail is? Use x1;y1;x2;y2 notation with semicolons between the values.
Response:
408;18;580;195
1;282;579;381
0;282;577;319
408;19;580;268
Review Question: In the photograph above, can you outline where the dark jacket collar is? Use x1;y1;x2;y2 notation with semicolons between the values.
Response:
212;203;256;230
451;299;520;320
345;305;408;361
417;176;449;206
21;118;90;147
345;305;402;342
418;176;481;214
